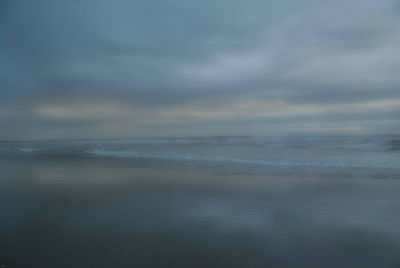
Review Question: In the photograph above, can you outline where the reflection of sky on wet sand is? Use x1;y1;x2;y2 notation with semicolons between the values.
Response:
2;159;400;267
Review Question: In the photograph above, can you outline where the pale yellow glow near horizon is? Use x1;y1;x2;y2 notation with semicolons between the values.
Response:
32;97;400;123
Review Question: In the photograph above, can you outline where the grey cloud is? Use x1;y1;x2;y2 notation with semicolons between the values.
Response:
0;0;399;138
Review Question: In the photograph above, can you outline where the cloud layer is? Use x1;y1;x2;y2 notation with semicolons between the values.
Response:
1;0;399;139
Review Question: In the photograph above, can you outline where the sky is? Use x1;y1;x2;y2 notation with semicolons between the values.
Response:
1;0;400;139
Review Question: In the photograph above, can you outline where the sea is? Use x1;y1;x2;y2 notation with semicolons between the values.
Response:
2;134;400;179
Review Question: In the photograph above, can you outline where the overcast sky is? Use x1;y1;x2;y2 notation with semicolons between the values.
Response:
1;0;399;139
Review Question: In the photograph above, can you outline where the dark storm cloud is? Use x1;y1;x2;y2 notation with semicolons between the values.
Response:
0;0;399;138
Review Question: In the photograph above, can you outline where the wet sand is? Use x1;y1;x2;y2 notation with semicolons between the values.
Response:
1;158;400;267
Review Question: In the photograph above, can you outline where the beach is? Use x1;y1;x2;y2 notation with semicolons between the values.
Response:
1;136;400;268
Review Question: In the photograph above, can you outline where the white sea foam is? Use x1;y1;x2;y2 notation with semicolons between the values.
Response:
85;149;400;169
19;148;37;153
78;135;397;151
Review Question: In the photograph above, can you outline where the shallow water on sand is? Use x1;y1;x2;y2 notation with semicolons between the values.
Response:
1;156;400;268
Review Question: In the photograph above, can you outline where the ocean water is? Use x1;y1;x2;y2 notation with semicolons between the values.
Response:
1;135;400;267
2;134;400;169
2;135;400;181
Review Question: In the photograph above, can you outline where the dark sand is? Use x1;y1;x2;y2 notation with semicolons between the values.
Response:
1;158;400;267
